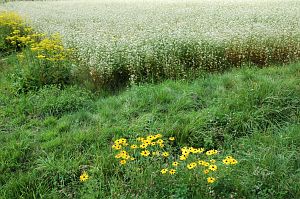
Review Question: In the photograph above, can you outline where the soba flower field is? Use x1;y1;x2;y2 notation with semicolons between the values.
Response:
2;0;300;87
0;0;299;198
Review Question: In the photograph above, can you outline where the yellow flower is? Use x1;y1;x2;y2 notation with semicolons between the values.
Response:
159;144;164;148
115;154;122;159
191;148;199;154
172;162;179;167
169;169;176;175
169;137;175;141
141;150;150;157
209;165;217;171
37;54;46;59
207;177;216;183
155;134;162;138
181;147;188;151
161;168;168;174
182;150;190;156
179;155;187;161
230;158;238;165
143;140;151;145
120;138;127;143
130;157;135;161
157;139;164;144
210;159;216;164
198;160;204;165
188;147;195;152
115;139;122;144
122;154;130;159
206;149;218;156
120;160;126;165
187;163;196;169
162;152;169;157
222;156;237;165
223;159;231;165
130;145;138;149
204;169;210;174
187;164;194;169
206;149;218;155
79;171;89;182
199;161;209;166
212;149;218;154
114;139;121;145
151;142;156;146
147;135;155;140
112;144;121;150
140;143;148;149
152;151;160;156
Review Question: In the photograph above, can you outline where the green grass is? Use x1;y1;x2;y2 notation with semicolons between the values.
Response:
0;54;300;198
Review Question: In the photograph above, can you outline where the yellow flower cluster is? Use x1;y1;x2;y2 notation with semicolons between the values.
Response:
0;11;23;28
161;168;176;175
179;146;205;160
112;134;175;165
1;11;72;62
115;150;136;164
30;34;72;61
5;31;39;48
112;134;238;185
0;11;35;48
137;134;165;148
222;156;238;165
206;149;218;156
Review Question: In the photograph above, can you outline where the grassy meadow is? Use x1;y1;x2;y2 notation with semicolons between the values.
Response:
0;0;300;198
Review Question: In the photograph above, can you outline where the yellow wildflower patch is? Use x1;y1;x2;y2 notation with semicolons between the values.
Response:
111;134;238;185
